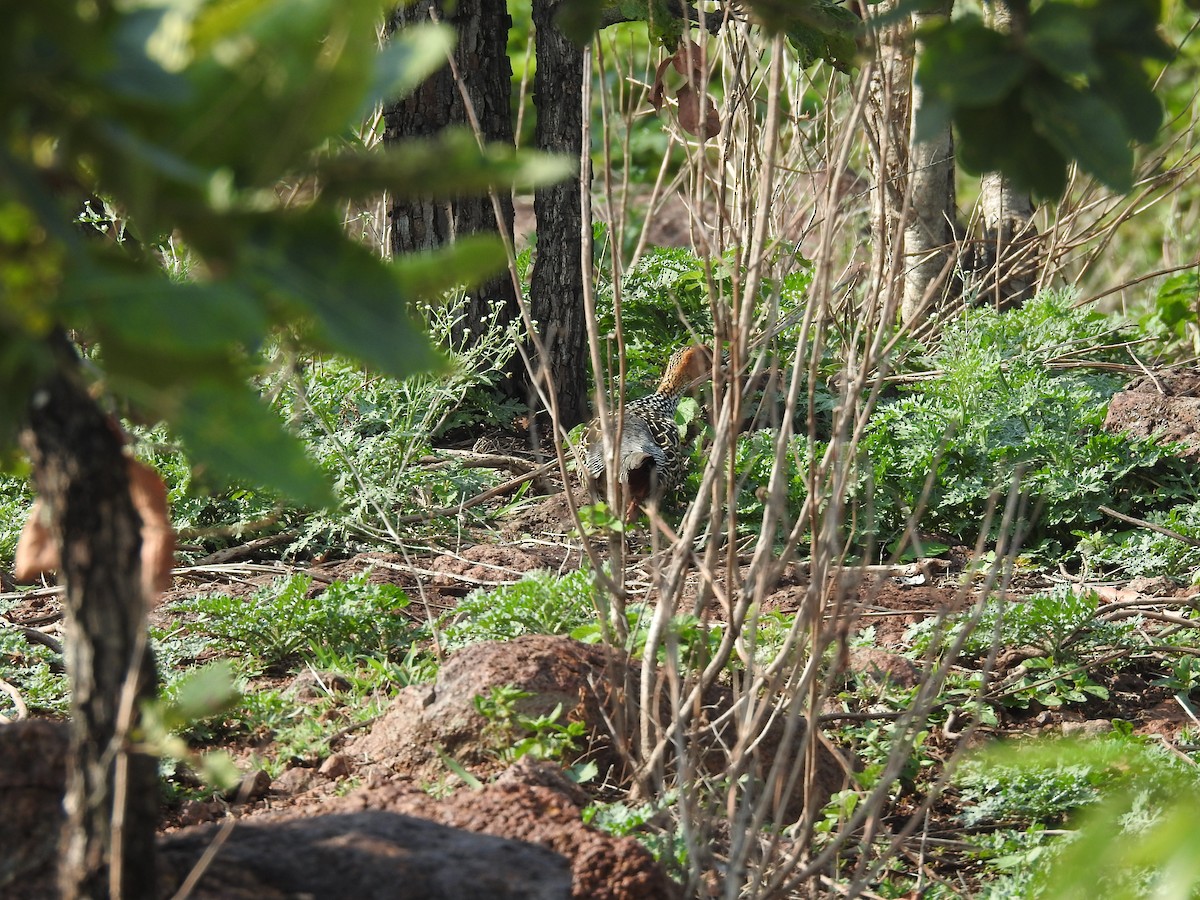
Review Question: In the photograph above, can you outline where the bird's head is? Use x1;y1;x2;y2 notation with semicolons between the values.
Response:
657;344;713;395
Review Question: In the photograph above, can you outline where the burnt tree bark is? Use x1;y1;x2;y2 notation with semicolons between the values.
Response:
530;0;589;427
386;0;520;358
22;343;159;900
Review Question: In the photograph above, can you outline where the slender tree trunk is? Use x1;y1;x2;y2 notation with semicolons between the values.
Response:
529;0;589;427
22;343;158;900
862;1;912;317
386;0;520;358
977;0;1039;308
903;0;958;325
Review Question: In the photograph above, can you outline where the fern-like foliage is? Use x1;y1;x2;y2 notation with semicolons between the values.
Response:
439;569;600;651
862;292;1194;556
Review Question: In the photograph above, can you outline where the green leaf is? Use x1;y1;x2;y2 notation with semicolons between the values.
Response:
1024;78;1134;192
63;273;269;360
199;750;243;791
176;376;332;508
182;0;382;189
317;131;575;201
915;16;1028;110
105;7;193;105
555;0;605;46
1026;4;1098;81
392;235;509;301
0;335;52;446
1155;272;1200;327
241;210;443;380
436;747;484;789
170;661;241;727
1094;54;1163;144
646;0;683;50
1088;0;1173;60
955;95;1068;197
783;2;861;71
364;23;455;111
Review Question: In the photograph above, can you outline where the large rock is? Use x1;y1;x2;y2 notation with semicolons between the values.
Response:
158;810;572;899
317;777;679;900
1104;369;1200;457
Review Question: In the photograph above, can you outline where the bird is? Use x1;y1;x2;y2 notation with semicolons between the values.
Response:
581;345;712;523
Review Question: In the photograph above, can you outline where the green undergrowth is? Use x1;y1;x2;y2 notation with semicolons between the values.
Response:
0;471;32;563
1078;497;1200;578
51;299;527;567
266;300;523;551
705;290;1199;573
439;568;600;650
906;587;1136;664
147;571;429;789
176;571;417;672
637;288;1200;574
954;732;1200;898
0;614;69;717
592;242;812;396
862;291;1195;563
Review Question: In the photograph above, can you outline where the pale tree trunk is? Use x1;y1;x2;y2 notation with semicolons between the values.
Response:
864;1;962;327
529;0;589;427
903;0;958;325
22;340;159;900
976;0;1039;308
862;1;912;316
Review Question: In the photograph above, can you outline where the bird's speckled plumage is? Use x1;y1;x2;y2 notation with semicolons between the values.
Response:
582;345;711;521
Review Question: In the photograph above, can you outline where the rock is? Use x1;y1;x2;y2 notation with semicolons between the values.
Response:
320;780;679;900
178;799;222;827
429;545;550;588
272;765;316;794
845;649;920;688
0;720;68;898
287;668;352;701
1061;719;1113;738
319;752;352;780
158;810;573;900
1103;369;1200;457
231;768;272;802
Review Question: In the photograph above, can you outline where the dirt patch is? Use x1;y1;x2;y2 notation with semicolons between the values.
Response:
501;488;588;541
857;578;972;647
428;543;582;592
349;634;851;822
9;517;1200;897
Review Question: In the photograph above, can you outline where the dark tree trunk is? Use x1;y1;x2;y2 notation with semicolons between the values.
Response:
22;344;159;900
385;0;520;357
529;0;589;427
